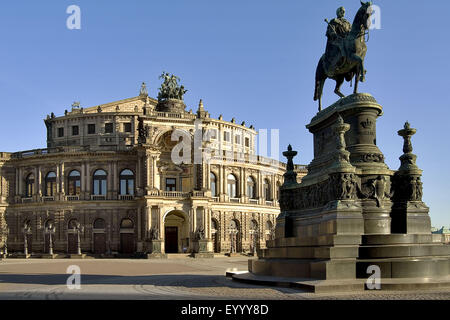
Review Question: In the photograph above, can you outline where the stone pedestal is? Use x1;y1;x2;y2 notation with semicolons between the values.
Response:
238;94;450;290
155;99;186;113
41;254;57;259
146;240;167;259
192;239;214;258
69;254;86;259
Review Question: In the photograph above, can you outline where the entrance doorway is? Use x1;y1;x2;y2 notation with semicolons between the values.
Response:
163;210;189;254
120;218;135;254
93;218;107;254
165;226;178;253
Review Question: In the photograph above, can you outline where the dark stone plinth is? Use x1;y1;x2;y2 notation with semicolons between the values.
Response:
242;94;450;290
192;239;214;258
146;240;167;258
155;99;186;113
149;240;162;254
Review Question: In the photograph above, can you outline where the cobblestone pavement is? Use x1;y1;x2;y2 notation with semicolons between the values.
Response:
0;257;449;300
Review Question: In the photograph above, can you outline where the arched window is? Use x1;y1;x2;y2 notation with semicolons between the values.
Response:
45;219;54;229
265;220;273;231
210;172;217;197
263;179;271;200
93;169;107;196
68;219;79;230
250;220;258;231
68;170;81;195
45;172;57;196
227;174;237;198
229;219;238;231
93;218;106;229
25;173;35;197
120;169;134;196
247;176;256;199
120;218;134;229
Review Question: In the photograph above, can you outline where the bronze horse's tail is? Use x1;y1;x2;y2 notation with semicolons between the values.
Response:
314;56;325;101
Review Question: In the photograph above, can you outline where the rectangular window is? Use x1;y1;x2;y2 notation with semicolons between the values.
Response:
105;123;114;134
235;135;241;144
124;123;132;133
166;178;176;191
245;137;250;147
72;125;79;136
88;124;96;134
57;128;64;138
210;129;217;140
224;131;230;142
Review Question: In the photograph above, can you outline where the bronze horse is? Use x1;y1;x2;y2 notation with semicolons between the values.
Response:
314;1;373;111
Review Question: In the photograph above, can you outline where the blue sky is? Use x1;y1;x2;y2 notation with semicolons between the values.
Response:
0;0;448;227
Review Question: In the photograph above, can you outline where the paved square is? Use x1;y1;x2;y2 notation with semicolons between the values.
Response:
0;257;449;300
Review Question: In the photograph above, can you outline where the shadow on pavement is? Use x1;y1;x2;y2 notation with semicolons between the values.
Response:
0;273;298;293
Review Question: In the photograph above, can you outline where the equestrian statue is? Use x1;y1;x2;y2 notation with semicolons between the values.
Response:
314;1;374;111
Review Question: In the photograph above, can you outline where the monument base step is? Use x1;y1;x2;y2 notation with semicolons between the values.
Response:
146;253;167;259
68;254;86;259
165;253;192;259
231;272;450;294
192;252;214;258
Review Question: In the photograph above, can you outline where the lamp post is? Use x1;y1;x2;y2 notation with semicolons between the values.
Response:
23;225;31;256
74;222;84;255
229;229;237;254
4;226;9;256
45;223;56;255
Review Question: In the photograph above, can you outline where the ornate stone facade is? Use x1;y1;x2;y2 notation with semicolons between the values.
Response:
0;85;306;257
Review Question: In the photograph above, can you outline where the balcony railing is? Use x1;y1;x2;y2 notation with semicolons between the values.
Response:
21;197;33;203
42;196;55;202
265;200;274;206
160;191;190;198
230;198;240;203
66;195;80;201
191;191;205;197
249;199;259;204
91;195;106;201
119;195;134;201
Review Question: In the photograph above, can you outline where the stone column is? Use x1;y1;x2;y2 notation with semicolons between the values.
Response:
38;166;42;197
136;155;142;195
191;206;197;233
113;161;118;198
18;167;23;197
152;156;158;189
15;167;19;196
108;162;113;199
146;154;151;193
34;166;40;197
60;162;65;196
137;206;142;240
85;162;90;197
81;162;86;193
56;163;61;200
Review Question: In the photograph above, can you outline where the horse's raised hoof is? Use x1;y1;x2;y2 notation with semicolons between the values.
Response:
360;75;365;82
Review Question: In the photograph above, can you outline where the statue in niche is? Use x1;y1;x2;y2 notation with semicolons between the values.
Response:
149;227;160;240
195;226;205;240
